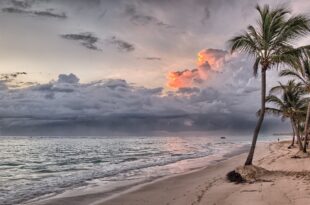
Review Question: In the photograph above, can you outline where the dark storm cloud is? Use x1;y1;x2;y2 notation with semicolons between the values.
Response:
106;36;135;52
0;109;285;136
0;65;288;136
61;33;100;51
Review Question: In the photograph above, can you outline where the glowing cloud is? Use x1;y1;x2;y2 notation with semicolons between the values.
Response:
197;49;227;71
167;48;228;89
167;69;200;88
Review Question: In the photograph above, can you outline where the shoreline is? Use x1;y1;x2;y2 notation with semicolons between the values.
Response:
35;140;310;205
30;142;251;205
32;142;253;205
100;140;310;205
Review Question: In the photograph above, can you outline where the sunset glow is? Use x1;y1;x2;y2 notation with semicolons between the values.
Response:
167;49;227;89
167;69;200;89
197;50;224;71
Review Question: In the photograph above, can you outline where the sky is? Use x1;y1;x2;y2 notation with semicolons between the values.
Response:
0;0;310;136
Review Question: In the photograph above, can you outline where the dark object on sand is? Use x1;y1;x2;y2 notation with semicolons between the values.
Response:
226;170;245;183
221;136;226;139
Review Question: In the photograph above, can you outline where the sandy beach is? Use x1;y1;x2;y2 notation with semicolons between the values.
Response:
3;1;310;205
34;140;310;205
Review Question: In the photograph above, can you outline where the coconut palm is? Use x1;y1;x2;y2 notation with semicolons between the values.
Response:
280;57;310;88
280;56;310;152
263;81;308;150
228;4;310;165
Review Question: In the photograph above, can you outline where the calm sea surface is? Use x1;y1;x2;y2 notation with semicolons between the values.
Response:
0;135;286;205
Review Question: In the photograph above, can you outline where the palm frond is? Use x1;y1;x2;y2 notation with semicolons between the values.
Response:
279;69;303;79
253;57;261;76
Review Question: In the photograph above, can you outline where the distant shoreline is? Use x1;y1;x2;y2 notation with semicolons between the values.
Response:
272;133;293;136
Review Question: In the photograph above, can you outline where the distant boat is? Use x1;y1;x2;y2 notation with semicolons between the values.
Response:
220;136;226;139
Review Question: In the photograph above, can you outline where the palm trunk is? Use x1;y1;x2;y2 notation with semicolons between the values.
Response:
302;102;310;153
244;68;266;166
293;119;303;151
290;118;295;146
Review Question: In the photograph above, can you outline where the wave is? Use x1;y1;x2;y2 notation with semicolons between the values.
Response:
0;136;252;205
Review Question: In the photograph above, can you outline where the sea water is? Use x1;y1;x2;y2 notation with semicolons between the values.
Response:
0;135;286;205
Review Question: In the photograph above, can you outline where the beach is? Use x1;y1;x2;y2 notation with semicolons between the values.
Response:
2;1;310;205
34;140;310;205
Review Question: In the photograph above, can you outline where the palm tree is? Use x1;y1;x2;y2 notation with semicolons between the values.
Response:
280;56;310;152
264;81;308;150
228;4;310;165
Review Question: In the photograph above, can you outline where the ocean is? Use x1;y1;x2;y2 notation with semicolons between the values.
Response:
0;135;287;205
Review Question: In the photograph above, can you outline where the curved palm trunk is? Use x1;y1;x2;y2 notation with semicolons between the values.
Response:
290;119;295;147
245;68;266;166
302;102;310;153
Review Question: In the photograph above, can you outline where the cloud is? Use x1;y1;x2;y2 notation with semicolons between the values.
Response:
58;73;80;84
0;72;238;135
176;87;200;94
0;64;286;135
32;10;67;19
106;36;135;52
11;0;31;8
197;48;228;71
124;4;172;28
2;4;67;19
0;0;296;136
167;69;201;89
143;57;161;61
167;48;229;89
163;46;284;135
61;33;100;51
2;7;28;14
0;72;27;81
0;56;287;136
201;7;210;24
0;72;28;89
31;74;80;98
33;83;75;94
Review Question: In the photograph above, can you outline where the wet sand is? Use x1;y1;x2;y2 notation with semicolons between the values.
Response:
35;141;310;205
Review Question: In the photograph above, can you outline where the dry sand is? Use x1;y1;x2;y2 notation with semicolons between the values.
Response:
35;141;310;205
